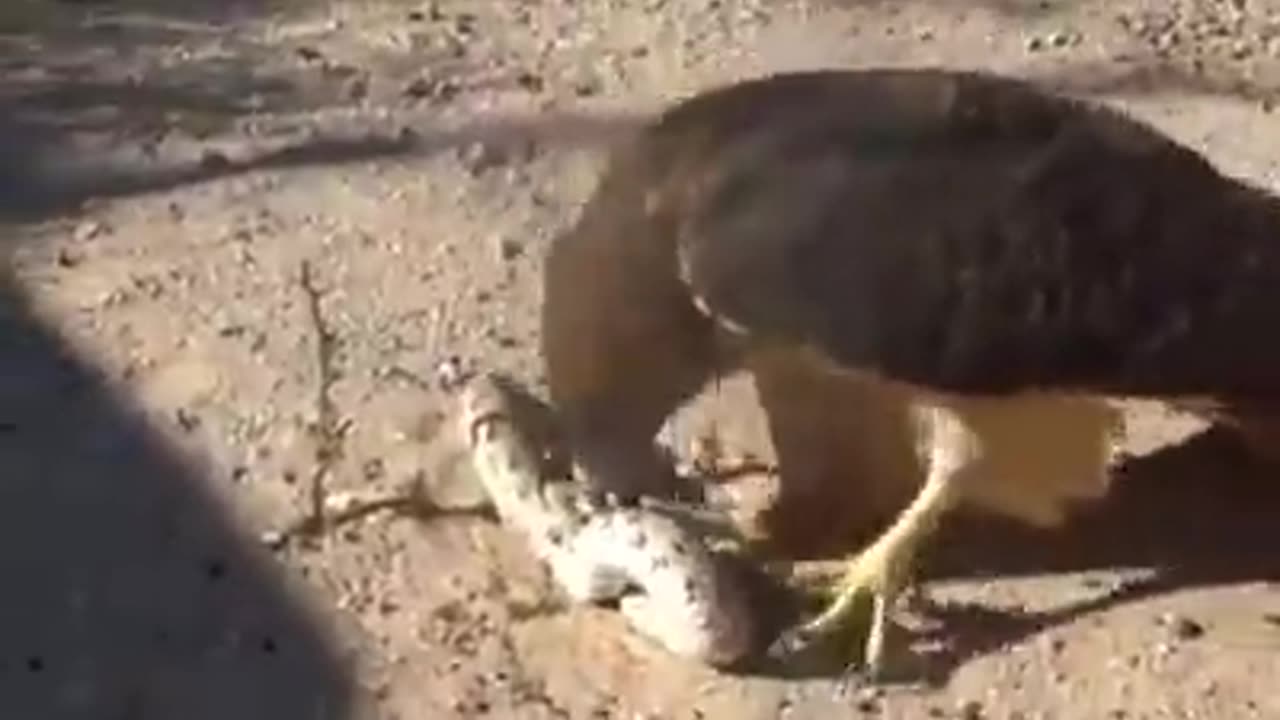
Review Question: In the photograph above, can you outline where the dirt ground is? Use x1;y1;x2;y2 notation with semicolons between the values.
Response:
4;0;1280;718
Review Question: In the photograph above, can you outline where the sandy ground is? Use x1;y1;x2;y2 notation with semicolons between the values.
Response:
4;0;1280;718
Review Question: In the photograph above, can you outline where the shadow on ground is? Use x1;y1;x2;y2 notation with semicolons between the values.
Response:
0;0;644;221
881;427;1280;685
3;0;1279;221
0;0;349;218
745;426;1280;687
0;269;359;719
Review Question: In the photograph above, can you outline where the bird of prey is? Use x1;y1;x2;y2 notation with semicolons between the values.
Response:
540;67;1280;678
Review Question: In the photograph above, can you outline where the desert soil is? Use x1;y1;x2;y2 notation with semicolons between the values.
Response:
3;0;1280;718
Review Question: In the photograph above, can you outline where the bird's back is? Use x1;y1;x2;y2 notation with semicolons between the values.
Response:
647;68;1280;401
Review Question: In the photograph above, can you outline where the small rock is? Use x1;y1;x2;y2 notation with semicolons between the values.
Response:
496;237;523;261
73;220;106;242
1173;617;1205;640
200;149;231;171
175;408;202;433
56;247;83;268
1026;35;1045;52
574;78;603;97
403;76;436;99
957;700;984;720
453;12;478;36
344;75;369;101
435;355;467;390
295;45;324;62
1158;612;1205;640
1264;612;1280;627
515;71;544;93
404;75;460;103
260;530;286;550
362;458;386;481
458;142;510;176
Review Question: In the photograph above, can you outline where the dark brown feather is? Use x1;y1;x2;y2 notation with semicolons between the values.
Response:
541;67;1280;499
664;68;1280;399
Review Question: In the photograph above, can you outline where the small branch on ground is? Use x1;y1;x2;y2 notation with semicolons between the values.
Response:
264;262;493;551
302;259;344;541
265;260;351;550
262;479;494;551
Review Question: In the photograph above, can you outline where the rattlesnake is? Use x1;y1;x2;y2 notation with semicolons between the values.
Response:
459;373;755;667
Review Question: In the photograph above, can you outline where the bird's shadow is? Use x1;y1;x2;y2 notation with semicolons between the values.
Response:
492;378;1280;686
731;425;1280;686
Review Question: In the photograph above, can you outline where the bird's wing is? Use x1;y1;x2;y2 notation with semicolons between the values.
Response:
670;80;1234;396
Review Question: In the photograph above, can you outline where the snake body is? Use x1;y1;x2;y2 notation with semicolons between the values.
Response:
460;375;754;666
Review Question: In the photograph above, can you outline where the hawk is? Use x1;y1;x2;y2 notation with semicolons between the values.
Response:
540;67;1280;678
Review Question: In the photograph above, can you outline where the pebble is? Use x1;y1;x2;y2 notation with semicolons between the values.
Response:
344;75;369;101
73;220;106;242
459;142;512;176
957;699;984;719
259;530;286;550
435;355;467;390
515;70;545;93
175;407;202;433
496;237;523;262
1158;612;1205;640
200;149;231;171
402;76;437;99
56;247;83;268
295;45;324;62
362;458;386;481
